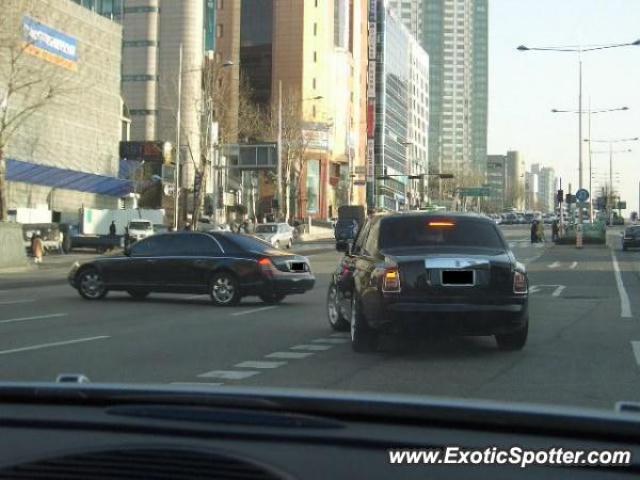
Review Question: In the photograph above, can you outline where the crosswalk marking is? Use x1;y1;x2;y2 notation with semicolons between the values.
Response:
235;360;286;369
265;351;314;359
547;261;560;269
198;370;259;380
291;344;333;351
312;338;350;344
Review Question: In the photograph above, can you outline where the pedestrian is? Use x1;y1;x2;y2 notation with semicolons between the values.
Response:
124;226;130;249
530;220;537;243
551;220;559;242
31;232;44;264
536;220;545;243
109;220;116;236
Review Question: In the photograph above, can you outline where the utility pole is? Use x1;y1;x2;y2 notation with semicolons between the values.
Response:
276;80;283;219
609;141;613;226
173;44;183;230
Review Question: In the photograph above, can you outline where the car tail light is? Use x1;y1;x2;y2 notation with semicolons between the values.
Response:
258;257;275;277
382;267;401;293
513;271;527;294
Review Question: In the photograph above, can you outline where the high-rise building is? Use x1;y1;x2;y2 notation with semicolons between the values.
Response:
486;154;506;211
422;0;488;183
370;1;429;210
538;166;556;213
525;171;539;211
504;151;525;210
215;0;369;220
387;0;421;40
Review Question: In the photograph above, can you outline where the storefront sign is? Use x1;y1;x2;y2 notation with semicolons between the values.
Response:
23;16;78;71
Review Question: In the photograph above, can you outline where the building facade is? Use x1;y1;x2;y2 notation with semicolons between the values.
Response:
215;0;369;221
422;0;488;185
504;150;525;210
524;171;539;211
3;0;126;215
538;165;556;213
388;0;422;40
486;154;506;211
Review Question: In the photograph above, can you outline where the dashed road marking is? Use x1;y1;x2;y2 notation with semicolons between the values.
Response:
0;299;35;305
552;285;566;297
0;335;109;355
312;338;350;344
0;313;67;324
547;262;561;269
235;360;286;369
231;306;278;317
291;344;333;351
198;370;260;380
171;382;224;387
631;341;640;367
611;251;632;318
569;261;578;270
265;351;314;359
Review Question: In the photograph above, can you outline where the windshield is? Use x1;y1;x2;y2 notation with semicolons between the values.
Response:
255;225;277;234
380;217;505;250
128;222;152;230
4;0;640;439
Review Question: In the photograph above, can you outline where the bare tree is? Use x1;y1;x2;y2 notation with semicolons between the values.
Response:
0;0;78;220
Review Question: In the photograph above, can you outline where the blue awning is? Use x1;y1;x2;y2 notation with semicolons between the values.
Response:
7;158;134;197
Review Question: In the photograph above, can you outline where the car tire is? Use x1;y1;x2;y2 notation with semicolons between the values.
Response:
495;319;528;351
210;271;241;306
350;296;377;353
327;282;349;331
259;292;286;304
127;289;150;300
77;268;108;300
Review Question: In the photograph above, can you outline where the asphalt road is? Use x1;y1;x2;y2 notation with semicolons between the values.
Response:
1;225;639;411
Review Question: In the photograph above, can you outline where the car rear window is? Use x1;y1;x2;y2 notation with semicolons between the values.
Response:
379;216;505;250
129;221;152;230
255;225;277;233
219;233;276;254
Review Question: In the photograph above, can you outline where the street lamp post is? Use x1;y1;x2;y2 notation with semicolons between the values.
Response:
518;39;639;241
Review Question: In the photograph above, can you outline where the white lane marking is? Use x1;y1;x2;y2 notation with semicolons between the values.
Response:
529;286;540;294
569;261;578;270
631;342;640;367
198;370;260;380
171;382;224;387
0;299;35;305
265;351;314;359
312;338;350;344
611;251;632;318
185;294;208;300
0;336;109;355
547;262;560;269
235;360;286;369
552;286;566;297
231;306;278;317
291;344;333;351
0;313;67;325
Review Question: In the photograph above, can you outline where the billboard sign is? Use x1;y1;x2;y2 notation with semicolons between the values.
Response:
23;16;78;71
368;22;377;60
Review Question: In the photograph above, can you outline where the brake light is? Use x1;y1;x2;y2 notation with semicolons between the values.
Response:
513;271;527;294
258;258;275;277
428;221;455;228
382;267;401;292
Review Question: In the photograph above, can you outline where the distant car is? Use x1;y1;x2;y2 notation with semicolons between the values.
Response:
127;219;154;242
254;223;294;249
153;224;169;234
68;232;315;305
622;226;640;251
327;212;529;353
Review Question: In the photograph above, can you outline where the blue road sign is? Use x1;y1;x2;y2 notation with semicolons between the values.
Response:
575;188;589;202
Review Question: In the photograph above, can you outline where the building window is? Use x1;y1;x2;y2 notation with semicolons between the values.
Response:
218;0;223;9
216;24;223;38
313;22;317;36
312;105;317;118
313;51;317;62
307;160;320;214
312;78;316;89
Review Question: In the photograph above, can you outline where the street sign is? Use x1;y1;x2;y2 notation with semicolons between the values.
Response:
353;179;366;186
575;188;589;202
459;187;491;197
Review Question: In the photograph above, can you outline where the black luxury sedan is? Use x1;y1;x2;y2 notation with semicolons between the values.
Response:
326;212;529;352
621;225;640;251
68;231;315;306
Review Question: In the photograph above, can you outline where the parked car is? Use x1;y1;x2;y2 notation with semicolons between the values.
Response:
254;223;294;249
68;232;315;305
127;219;154;242
622;225;640;251
326;212;529;353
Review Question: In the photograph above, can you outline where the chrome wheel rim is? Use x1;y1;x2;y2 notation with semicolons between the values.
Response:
79;272;104;299
212;276;235;304
327;286;339;324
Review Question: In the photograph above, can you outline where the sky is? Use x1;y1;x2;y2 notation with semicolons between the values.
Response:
489;0;640;212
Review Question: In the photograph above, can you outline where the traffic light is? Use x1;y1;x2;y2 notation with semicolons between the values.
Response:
557;189;564;203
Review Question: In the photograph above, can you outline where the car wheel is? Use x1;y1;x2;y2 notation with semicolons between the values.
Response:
127;289;150;300
259;292;286;304
274;240;281;249
495;319;528;351
77;268;108;300
350;296;377;353
210;271;241;306
327;282;349;331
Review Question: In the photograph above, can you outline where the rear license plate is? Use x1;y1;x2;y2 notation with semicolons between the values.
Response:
290;262;306;272
441;270;474;286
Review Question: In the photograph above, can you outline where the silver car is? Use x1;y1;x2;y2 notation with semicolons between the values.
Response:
254;223;294;249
